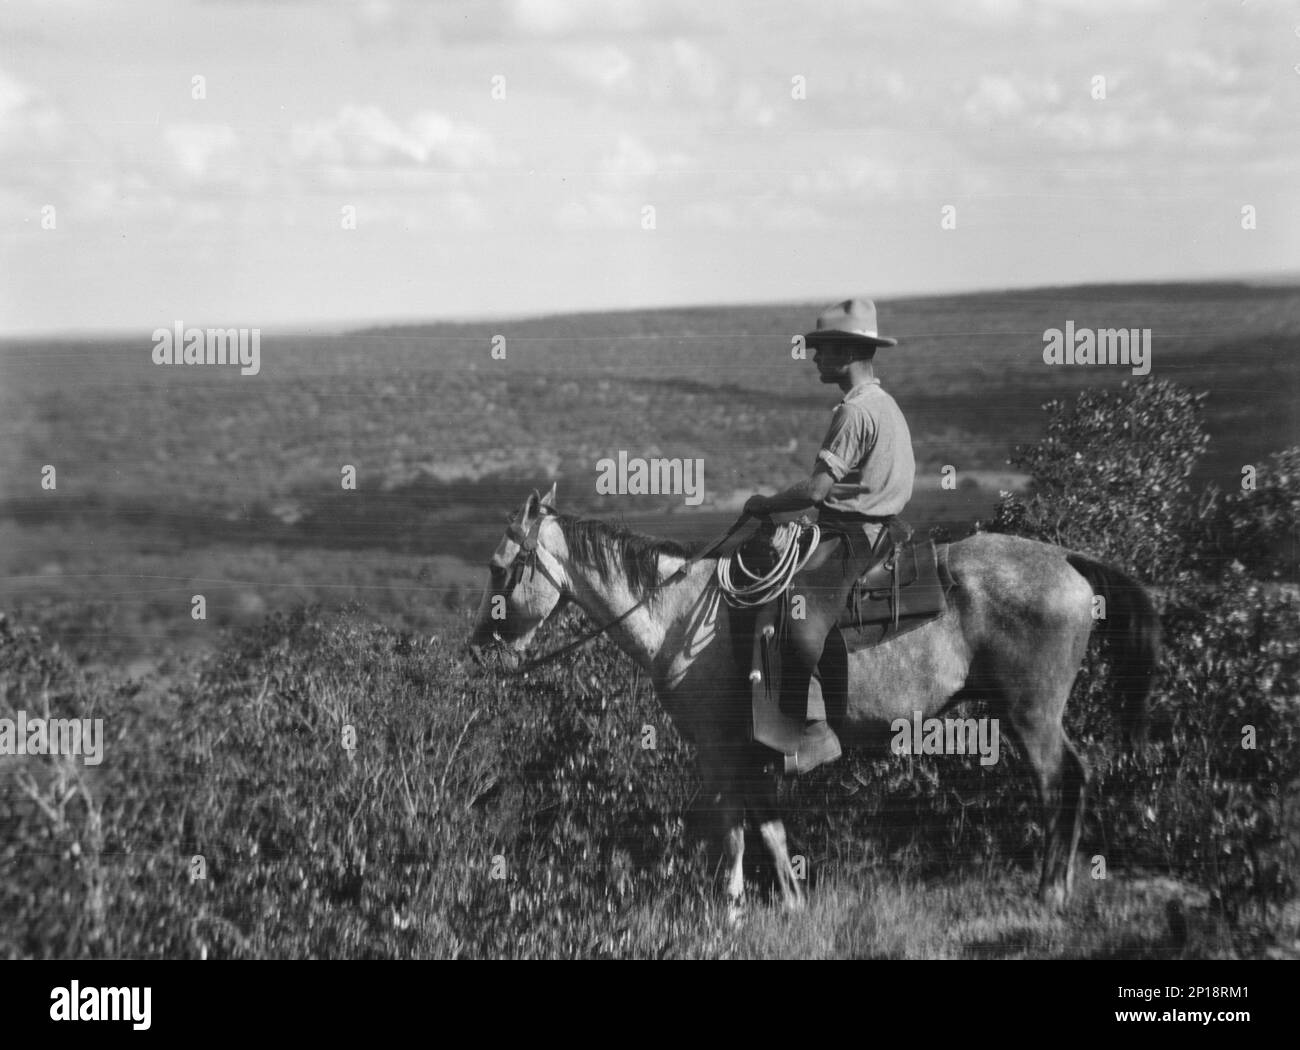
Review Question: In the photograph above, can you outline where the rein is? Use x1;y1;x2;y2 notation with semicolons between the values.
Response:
497;508;754;677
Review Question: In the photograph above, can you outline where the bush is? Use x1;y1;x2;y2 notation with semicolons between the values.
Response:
987;380;1210;581
0;606;708;959
0;615;110;957
1197;446;1300;581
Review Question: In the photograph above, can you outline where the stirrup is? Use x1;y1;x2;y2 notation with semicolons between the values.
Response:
782;722;843;775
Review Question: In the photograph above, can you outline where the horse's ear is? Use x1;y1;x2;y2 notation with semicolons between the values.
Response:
517;489;539;522
540;482;557;509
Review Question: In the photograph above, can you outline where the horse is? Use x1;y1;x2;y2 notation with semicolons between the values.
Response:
466;484;1161;916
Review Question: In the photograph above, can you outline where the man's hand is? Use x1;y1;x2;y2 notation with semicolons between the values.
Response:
743;494;772;517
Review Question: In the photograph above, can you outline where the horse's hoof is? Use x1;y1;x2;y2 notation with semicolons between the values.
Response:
727;902;747;928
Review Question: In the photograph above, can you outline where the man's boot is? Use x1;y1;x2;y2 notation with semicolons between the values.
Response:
782;675;842;774
784;720;842;775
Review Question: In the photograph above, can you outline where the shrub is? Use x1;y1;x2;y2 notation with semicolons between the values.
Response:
0;615;110;957
1196;446;1300;581
0;606;708;959
987;380;1210;581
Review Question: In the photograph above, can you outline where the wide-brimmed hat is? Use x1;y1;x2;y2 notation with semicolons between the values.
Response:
803;298;899;349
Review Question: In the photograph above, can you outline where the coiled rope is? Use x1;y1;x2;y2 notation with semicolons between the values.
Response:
716;520;820;607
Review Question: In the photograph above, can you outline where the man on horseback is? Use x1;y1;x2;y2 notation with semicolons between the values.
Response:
742;298;915;771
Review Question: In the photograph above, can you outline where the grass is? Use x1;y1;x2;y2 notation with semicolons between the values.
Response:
684;872;1260;960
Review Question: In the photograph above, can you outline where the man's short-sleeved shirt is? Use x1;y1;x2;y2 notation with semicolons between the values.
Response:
815;377;915;518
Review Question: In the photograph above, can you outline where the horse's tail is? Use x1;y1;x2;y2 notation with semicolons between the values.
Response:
1065;553;1161;745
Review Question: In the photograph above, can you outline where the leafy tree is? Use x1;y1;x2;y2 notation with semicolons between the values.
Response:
987;380;1210;581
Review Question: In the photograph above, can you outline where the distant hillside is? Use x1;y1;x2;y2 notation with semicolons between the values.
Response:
1;281;1295;661
352;280;1299;494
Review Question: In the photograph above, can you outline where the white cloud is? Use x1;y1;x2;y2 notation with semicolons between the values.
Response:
668;39;721;100
165;123;241;181
1;67;243;222
963;75;1028;122
511;0;650;37
585;132;691;198
600;133;660;175
556;44;634;90
552;37;722;105
289;104;508;169
0;66;30;118
732;82;777;128
0;65;65;154
1163;48;1241;89
1042;109;1179;152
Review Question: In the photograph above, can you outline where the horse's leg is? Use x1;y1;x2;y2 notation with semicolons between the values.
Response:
738;749;806;911
721;806;747;922
986;585;1094;910
758;817;805;911
1033;727;1090;909
700;746;748;922
1056;734;1089;901
1006;706;1089;909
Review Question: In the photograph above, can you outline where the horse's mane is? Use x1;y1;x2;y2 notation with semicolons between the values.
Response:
555;514;699;594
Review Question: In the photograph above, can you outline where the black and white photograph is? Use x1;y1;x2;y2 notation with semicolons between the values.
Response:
1;0;1296;993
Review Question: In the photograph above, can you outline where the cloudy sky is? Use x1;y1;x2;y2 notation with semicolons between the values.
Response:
1;0;1295;333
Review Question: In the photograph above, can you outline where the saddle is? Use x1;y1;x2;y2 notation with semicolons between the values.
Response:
730;518;955;759
839;528;956;650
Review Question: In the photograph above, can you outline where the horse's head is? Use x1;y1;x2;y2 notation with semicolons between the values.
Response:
465;483;567;669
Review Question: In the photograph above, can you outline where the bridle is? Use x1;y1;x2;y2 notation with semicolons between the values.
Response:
480;500;755;677
479;502;574;671
499;503;566;598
